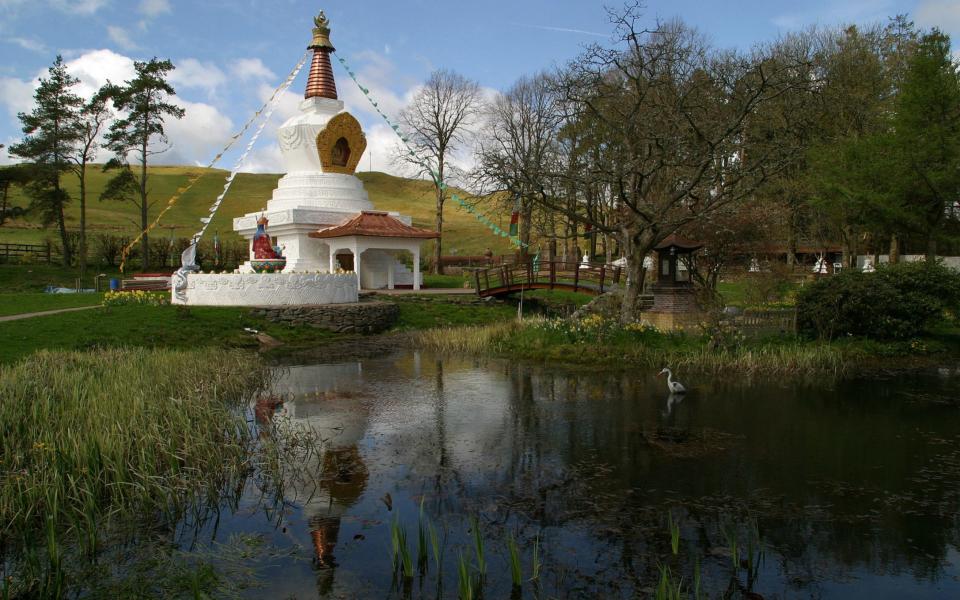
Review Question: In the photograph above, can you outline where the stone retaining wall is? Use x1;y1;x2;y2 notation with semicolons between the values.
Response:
251;301;399;334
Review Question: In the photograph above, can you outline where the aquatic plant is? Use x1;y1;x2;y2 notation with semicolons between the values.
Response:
655;563;684;600
390;514;414;579
0;347;298;597
668;511;681;555
457;552;473;600
417;498;429;574
412;321;518;355
470;515;486;577
429;521;442;572
507;531;522;589
531;534;541;582
721;521;740;571
413;320;848;376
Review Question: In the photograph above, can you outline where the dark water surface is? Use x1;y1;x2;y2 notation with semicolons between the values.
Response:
205;352;960;598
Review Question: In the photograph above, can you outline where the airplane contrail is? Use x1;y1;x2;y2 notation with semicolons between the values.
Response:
509;22;609;38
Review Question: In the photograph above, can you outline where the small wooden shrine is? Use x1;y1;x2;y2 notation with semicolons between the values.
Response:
642;234;704;331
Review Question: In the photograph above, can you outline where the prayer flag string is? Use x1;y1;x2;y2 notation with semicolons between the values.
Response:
334;52;528;249
120;51;310;272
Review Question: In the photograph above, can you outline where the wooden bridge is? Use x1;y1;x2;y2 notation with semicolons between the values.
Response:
473;260;622;297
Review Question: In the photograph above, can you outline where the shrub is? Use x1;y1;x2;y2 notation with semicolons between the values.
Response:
94;233;132;267
796;260;960;339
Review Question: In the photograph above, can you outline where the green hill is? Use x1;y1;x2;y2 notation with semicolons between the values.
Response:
0;166;513;257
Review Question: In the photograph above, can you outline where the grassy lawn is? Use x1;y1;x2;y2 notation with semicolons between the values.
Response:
0;292;103;316
717;276;800;308
0;304;341;364
0;295;526;364
391;296;517;330
1;167;515;257
423;273;473;288
0;263;123;292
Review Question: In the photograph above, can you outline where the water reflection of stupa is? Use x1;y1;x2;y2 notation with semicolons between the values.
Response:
269;363;371;592
175;11;437;306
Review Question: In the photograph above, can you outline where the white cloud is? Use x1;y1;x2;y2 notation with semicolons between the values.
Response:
169;58;226;96
238;143;284;173
50;0;109;15
5;36;46;53
107;26;137;51
0;76;34;118
357;122;403;174
158;98;234;166
916;0;960;36
0;142;14;165
64;49;136;97
0;48;237;169
138;0;169;18
231;58;275;82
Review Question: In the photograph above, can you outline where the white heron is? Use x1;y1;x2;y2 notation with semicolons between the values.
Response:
658;368;687;394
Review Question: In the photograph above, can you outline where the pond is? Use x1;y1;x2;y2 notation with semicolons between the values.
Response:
204;351;960;599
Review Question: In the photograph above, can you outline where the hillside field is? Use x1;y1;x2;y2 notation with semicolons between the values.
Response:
0;166;514;257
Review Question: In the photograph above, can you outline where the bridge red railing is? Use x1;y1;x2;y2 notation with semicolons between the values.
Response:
473;260;622;297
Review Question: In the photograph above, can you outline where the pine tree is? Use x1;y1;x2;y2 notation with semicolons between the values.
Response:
9;55;83;266
103;58;184;270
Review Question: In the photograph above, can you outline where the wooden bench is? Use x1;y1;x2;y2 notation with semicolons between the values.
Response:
120;276;171;291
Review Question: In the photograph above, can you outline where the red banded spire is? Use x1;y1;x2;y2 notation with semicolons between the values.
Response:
305;10;338;100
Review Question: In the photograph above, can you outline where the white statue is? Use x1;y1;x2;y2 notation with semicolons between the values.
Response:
862;258;876;273
812;256;829;274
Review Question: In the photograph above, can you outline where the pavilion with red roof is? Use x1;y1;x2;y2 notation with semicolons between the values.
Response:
309;211;438;290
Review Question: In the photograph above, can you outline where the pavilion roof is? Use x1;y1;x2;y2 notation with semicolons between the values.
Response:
654;234;704;252
308;211;439;240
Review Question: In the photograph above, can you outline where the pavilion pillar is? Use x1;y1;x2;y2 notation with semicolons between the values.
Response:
387;253;395;290
413;247;421;291
353;240;362;291
328;245;336;273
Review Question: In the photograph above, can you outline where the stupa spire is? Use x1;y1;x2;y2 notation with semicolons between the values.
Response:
305;10;338;100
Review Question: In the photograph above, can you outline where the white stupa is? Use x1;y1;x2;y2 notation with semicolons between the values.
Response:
174;12;437;306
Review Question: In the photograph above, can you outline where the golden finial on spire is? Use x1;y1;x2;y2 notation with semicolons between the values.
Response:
310;10;334;50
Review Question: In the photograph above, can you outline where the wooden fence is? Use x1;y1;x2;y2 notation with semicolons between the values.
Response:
0;242;55;263
728;308;797;336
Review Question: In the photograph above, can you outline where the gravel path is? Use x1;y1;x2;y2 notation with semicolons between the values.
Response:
0;305;101;323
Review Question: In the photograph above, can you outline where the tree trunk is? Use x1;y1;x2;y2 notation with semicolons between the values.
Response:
79;163;87;285
619;227;654;323
0;182;8;226
432;182;444;275
53;175;72;267
786;225;797;267
519;198;533;261
889;234;900;264
926;236;937;262
139;154;149;271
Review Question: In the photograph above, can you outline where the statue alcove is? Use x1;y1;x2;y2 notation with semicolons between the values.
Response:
316;112;366;174
331;137;350;167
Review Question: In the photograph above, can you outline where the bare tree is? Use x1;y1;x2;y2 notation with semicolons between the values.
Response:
70;86;113;284
397;69;482;274
537;8;808;321
473;72;563;258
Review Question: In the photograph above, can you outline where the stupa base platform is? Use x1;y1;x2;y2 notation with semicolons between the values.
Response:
172;272;358;306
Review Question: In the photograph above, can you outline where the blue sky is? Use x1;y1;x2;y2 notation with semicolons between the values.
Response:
0;0;956;175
